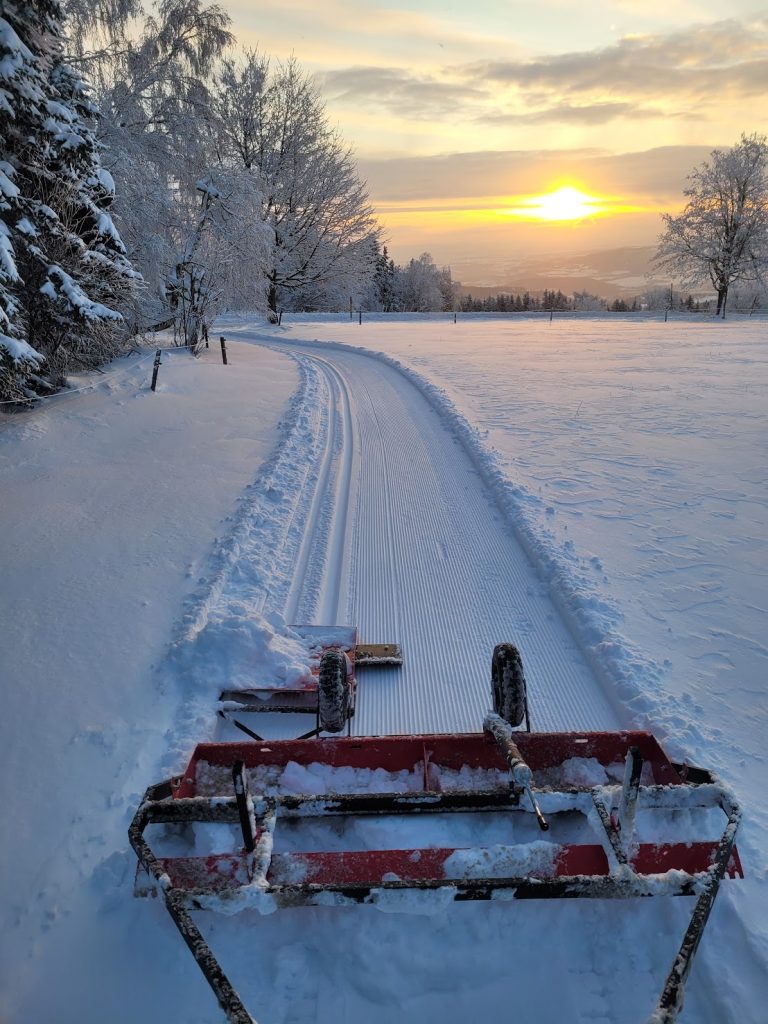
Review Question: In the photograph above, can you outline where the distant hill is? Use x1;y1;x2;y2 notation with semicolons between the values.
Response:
453;245;667;301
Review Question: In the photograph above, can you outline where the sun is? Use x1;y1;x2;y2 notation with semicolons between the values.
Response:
527;186;601;221
523;186;603;221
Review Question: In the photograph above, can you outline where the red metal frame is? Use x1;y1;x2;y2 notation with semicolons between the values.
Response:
141;730;742;895
174;730;685;796
130;726;743;1024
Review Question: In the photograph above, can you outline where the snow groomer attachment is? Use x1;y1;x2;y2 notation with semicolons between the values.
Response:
130;641;743;1024
218;625;403;739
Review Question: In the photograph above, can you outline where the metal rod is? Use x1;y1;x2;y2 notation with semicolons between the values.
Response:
653;801;742;1022
524;786;549;831
296;726;320;740
128;805;256;1024
616;745;642;849
483;713;549;829
232;760;255;853
218;710;263;741
591;794;628;866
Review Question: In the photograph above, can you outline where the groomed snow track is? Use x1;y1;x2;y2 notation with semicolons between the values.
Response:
259;339;621;736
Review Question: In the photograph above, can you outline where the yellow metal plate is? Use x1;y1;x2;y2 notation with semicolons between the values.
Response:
355;643;403;667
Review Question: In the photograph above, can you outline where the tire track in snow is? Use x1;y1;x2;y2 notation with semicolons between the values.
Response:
281;343;620;735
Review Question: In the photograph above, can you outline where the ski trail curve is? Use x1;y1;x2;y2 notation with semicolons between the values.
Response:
280;343;620;735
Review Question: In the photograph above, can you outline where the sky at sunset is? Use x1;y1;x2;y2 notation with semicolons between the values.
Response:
225;1;768;290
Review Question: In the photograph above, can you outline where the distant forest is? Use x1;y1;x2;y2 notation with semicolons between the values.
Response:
457;289;714;314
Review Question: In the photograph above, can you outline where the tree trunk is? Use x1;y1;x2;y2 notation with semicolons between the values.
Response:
267;273;279;324
716;285;728;318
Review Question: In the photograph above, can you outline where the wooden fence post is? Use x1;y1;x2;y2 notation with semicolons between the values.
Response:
150;349;162;392
220;336;228;365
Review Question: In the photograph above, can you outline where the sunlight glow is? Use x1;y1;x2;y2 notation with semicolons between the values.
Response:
520;186;604;221
372;191;661;244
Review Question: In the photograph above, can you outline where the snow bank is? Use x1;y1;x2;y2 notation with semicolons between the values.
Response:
0;341;298;1021
159;353;337;772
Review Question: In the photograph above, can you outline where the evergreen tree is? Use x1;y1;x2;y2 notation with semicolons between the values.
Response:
0;0;137;402
373;244;396;311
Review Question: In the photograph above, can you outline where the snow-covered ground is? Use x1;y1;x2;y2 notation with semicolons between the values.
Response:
0;343;298;1020
1;316;765;1023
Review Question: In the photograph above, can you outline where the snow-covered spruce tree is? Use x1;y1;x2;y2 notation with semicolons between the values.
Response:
0;0;138;401
213;52;380;317
372;244;396;312
655;133;768;317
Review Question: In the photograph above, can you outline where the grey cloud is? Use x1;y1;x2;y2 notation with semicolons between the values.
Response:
460;19;768;104
357;145;716;204
478;101;684;126
321;19;768;128
321;66;487;118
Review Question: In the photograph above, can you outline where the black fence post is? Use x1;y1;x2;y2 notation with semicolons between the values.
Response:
220;336;228;365
278;309;283;326
150;349;162;392
358;309;362;325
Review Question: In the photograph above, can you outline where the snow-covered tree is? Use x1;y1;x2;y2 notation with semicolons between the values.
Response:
74;0;234;336
61;6;378;329
655;134;768;317
371;244;396;311
396;253;446;312
0;0;137;401
167;170;270;350
213;52;379;317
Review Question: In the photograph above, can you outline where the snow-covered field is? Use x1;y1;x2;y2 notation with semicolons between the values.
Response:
1;316;766;1022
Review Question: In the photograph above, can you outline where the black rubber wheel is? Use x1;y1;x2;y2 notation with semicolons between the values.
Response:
318;648;351;733
491;643;528;728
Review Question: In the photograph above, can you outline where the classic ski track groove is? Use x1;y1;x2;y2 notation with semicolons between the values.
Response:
314;357;356;626
283;344;620;735
282;360;339;624
281;355;357;626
